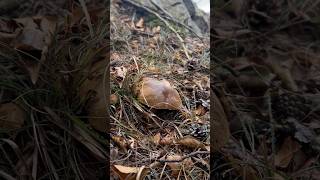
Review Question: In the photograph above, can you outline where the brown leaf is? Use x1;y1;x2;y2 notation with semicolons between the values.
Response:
21;60;40;85
86;77;108;132
69;6;105;27
79;59;107;98
147;66;160;73
159;133;175;146
152;26;161;34
153;132;161;145
176;136;206;150
110;52;121;61
12;16;57;84
287;118;316;143
111;66;127;88
14;28;45;50
275;136;302;168
111;135;128;151
87;96;107;132
13;16;56;51
111;165;149;180
127;137;137;149
211;91;230;151
79;59;108;132
0;103;25;129
135;18;144;28
194;105;207;116
265;50;298;91
110;93;118;105
165;154;193;178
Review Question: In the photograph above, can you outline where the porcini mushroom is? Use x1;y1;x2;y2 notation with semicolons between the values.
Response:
134;77;183;110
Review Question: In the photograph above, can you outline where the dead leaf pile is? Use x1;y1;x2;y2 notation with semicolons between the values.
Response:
0;16;57;84
0;103;25;129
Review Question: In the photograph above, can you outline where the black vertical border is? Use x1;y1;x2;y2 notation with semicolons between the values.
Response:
105;0;111;179
210;0;214;178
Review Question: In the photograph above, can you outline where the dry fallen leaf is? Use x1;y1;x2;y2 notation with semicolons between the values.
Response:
287;118;316;143
23;60;41;85
110;52;121;61
127;137;137;149
211;91;230;151
175;136;206;150
159;133;175;146
165;154;193;178
111;165;149;180
110;93;119;105
87;83;108;132
135;18;144;28
111;66;127;88
12;16;57;84
79;59;108;132
111;135;128;152
0;103;25;129
87;94;108;132
134;77;183;110
153;132;161;145
275;136;301;168
152;26;161;34
173;51;183;62
147;66;160;73
14;16;56;50
194;105;207;116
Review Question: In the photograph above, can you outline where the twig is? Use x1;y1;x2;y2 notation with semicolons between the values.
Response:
132;56;140;73
122;0;191;60
267;90;275;170
157;151;209;163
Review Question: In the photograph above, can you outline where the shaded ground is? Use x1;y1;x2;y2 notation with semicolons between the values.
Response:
213;0;320;179
0;0;108;179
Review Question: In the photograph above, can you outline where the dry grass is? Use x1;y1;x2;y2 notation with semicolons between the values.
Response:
0;2;108;179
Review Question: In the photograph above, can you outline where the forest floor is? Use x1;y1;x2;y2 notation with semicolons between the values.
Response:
109;1;210;179
0;0;108;179
213;1;320;179
0;0;319;180
0;0;211;179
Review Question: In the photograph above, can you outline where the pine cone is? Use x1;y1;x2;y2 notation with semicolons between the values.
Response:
272;93;312;122
185;123;209;140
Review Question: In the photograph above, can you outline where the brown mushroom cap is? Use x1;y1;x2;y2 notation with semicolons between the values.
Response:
135;77;183;110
